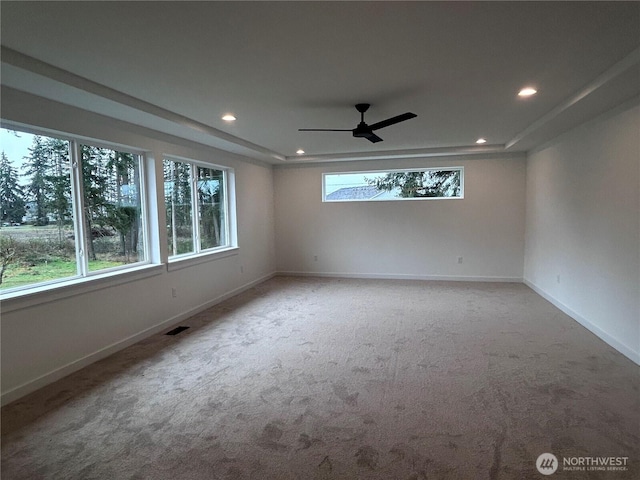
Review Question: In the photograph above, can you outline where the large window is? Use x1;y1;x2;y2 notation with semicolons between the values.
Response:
79;144;147;271
0;128;148;292
163;158;231;258
323;167;463;202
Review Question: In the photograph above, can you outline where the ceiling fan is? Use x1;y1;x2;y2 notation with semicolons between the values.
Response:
299;103;417;143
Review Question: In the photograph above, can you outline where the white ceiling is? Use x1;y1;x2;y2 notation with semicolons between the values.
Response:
1;1;639;164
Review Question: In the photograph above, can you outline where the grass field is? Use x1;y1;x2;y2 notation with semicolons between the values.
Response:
1;225;129;290
1;259;123;290
0;224;70;242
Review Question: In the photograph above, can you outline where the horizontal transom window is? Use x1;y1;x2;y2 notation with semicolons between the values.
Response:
323;167;464;202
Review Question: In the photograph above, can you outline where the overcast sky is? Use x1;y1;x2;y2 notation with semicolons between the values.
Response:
1;129;37;181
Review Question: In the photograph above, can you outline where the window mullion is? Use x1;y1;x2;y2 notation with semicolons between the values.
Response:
191;164;200;253
137;154;149;263
70;141;89;277
221;170;229;244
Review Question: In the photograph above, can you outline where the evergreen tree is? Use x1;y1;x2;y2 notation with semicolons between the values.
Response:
0;152;26;223
197;167;222;248
164;160;192;255
368;170;461;198
81;145;111;260
44;138;72;241
106;151;140;258
22;136;50;225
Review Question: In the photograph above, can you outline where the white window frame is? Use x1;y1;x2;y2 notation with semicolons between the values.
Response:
0;122;156;305
322;166;464;202
163;156;237;269
74;140;151;277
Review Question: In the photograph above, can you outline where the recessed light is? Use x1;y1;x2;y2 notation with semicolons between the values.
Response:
518;87;537;97
476;138;487;144
296;149;305;155
222;114;236;122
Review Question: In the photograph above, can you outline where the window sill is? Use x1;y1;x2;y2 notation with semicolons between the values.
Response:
167;246;239;272
322;195;465;203
0;263;165;314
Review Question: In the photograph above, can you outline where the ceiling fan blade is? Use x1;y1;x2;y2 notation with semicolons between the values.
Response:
364;132;383;143
369;112;417;131
298;128;353;132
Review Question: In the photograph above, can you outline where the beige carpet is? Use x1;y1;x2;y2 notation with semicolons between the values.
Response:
1;276;638;479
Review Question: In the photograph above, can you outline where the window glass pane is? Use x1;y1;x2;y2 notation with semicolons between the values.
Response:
164;159;194;256
324;168;463;202
81;145;146;272
164;157;231;260
0;130;76;290
197;166;225;250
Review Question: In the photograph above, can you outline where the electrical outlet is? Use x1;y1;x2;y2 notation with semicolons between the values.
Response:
172;288;177;298
457;256;463;264
314;255;318;261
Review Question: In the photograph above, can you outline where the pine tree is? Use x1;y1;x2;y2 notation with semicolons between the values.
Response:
106;151;139;258
22;136;50;225
81;145;111;260
44;138;72;241
368;170;461;198
164;160;193;255
197;166;222;248
0;152;26;223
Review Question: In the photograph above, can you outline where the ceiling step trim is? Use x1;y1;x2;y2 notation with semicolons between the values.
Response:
506;46;640;150
284;144;510;163
0;46;286;162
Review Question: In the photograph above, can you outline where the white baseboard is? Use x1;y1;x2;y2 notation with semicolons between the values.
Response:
277;270;523;283
524;279;640;366
1;272;276;406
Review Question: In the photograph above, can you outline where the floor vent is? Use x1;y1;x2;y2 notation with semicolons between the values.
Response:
165;326;190;336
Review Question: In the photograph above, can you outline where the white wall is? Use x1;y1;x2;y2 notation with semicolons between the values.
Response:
524;102;640;364
274;155;526;281
0;89;277;404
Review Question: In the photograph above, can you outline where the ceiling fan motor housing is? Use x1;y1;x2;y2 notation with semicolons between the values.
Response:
353;122;372;137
